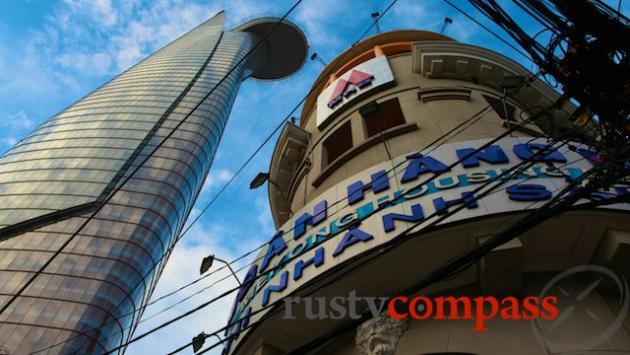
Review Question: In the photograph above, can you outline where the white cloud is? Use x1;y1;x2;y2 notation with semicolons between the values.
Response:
0;13;83;99
1;111;34;130
55;52;112;75
30;0;221;76
390;1;437;30
127;222;248;355
104;1;220;71
446;15;480;42
93;0;119;27
0;0;299;102
61;0;119;28
295;0;347;48
201;169;234;194
0;137;18;147
255;197;276;237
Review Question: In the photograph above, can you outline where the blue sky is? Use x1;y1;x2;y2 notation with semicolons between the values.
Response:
0;0;627;354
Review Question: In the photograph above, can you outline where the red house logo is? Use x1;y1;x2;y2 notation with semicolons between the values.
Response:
327;70;375;109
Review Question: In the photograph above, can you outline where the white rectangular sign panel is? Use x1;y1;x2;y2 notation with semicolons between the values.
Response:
316;55;395;128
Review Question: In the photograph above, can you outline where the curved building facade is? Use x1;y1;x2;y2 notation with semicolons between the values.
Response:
0;12;307;354
226;31;630;355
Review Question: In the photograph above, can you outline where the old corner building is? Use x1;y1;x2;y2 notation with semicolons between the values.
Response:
0;12;307;354
226;30;630;354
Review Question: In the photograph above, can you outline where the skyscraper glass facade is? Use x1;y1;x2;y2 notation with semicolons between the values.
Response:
0;12;268;354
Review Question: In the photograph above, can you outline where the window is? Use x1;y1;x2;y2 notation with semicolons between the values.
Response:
483;94;515;121
322;121;353;166
360;98;406;138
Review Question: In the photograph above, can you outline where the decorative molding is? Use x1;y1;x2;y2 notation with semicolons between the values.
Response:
356;313;408;355
411;41;576;136
269;122;310;227
417;87;471;102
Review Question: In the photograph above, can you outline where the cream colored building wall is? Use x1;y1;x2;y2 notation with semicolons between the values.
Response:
249;35;630;355
290;52;531;214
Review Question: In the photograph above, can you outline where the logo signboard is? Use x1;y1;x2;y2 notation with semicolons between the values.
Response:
316;55;395;129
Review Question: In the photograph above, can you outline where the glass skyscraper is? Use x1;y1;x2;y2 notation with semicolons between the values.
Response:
0;12;307;354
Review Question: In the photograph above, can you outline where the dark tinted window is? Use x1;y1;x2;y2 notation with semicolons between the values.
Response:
360;98;406;138
323;121;353;166
483;94;515;121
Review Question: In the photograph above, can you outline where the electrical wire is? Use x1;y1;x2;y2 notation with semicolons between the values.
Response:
63;68;550;355
29;0;411;353
35;96;495;355
12;0;616;353
98;98;563;355
14;1;306;354
125;0;540;323
284;148;610;355
163;144;588;354
131;103;494;327
282;121;628;355
112;0;407;312
442;0;535;63
164;0;404;273
43;101;493;355
179;134;595;355
162;0;630;350
79;103;516;350
178;93;597;354
353;0;400;45
34;3;565;351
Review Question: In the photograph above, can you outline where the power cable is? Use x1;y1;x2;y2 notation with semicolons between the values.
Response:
353;0;400;45
69;69;550;355
175;94;599;354
37;7;561;351
16;1;608;354
101;98;568;355
284;148;611;355
7;0;306;351
281;121;628;355
182;135;594;355
129;0;539;321
442;0;536;64
154;0;405;288
82;96;531;354
29;0;411;352
180;0;401;256
113;0;407;310
162;142;586;354
36;97;495;355
122;101;494;329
